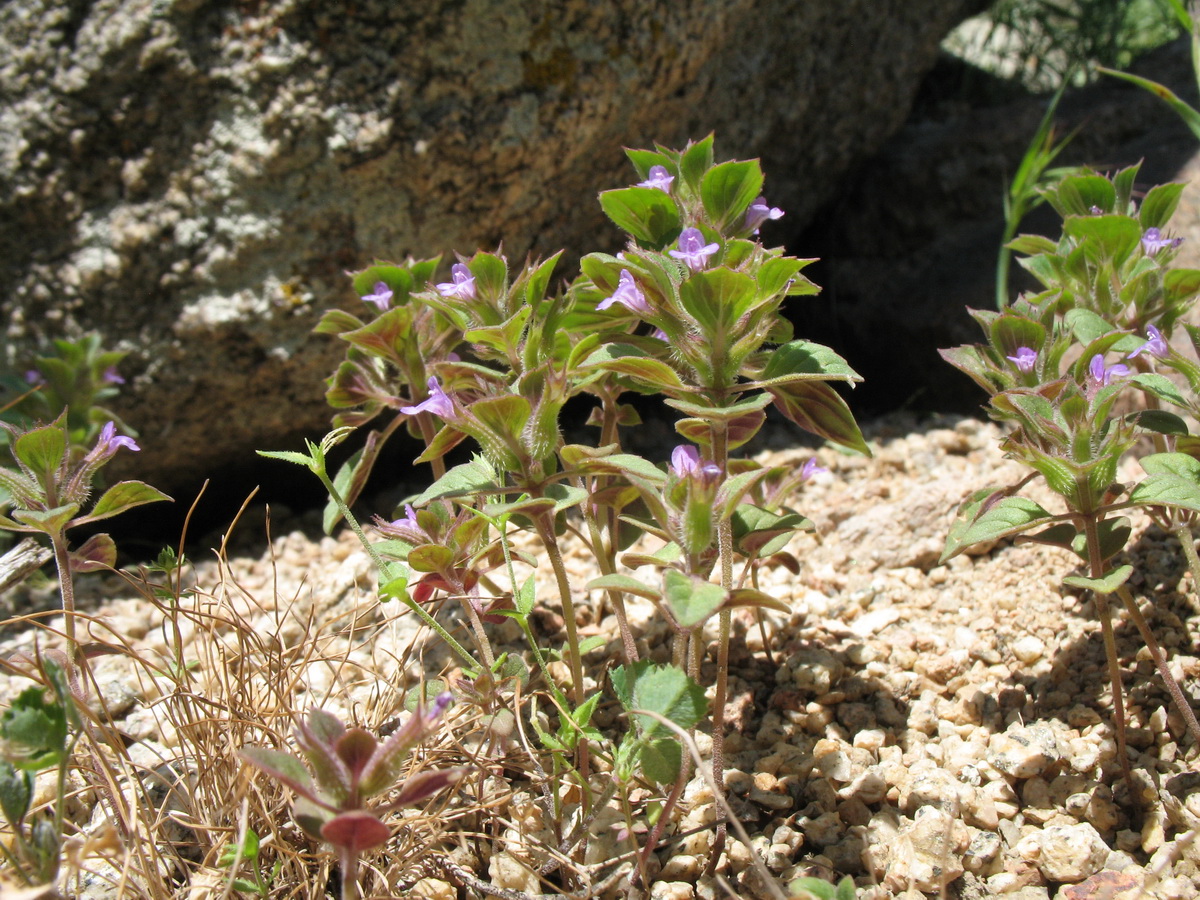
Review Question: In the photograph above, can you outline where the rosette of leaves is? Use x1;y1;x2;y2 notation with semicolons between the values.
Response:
240;699;463;900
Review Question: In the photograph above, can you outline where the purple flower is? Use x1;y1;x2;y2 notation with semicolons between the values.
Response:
87;421;139;463
1129;325;1168;360
23;370;44;386
637;165;674;193
101;366;125;385
669;445;721;483
650;328;669;341
362;281;394;311
1088;354;1131;388
435;264;476;302
669;228;720;272
801;457;828;480
401;377;455;418
1142;228;1184;255
1006;346;1037;373
378;504;429;544
744;196;784;235
596;269;651;314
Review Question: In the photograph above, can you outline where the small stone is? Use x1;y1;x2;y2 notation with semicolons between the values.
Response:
410;878;455;900
660;855;702;882
1035;822;1109;883
651;882;695;900
1058;870;1144;900
987;723;1061;778
1011;635;1046;664
489;851;539;895
963;829;1001;873
880;807;970;893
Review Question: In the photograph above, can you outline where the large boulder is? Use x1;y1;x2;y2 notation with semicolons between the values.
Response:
795;36;1200;413
1;0;984;499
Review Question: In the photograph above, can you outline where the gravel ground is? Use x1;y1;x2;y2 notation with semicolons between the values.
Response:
3;413;1200;899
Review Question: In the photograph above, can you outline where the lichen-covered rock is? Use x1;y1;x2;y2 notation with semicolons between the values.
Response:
1;0;983;497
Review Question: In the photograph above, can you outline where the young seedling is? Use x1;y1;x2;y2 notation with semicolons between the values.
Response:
239;696;463;900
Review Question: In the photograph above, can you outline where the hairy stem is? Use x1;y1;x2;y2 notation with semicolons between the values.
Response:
709;422;734;869
50;531;77;661
1082;512;1134;792
1173;523;1200;613
534;514;585;711
1116;584;1200;747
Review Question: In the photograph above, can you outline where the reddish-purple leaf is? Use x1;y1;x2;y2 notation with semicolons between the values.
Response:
320;811;391;853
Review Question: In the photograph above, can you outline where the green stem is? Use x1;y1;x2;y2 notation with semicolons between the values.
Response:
316;470;478;672
49;531;77;661
1115;584;1200;747
534;514;584;711
1172;523;1200;612
709;422;734;869
1081;512;1134;792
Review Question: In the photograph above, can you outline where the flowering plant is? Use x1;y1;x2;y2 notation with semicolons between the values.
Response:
266;136;867;873
941;162;1200;785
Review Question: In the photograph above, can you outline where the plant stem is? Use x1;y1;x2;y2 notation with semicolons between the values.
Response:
1082;513;1134;792
1173;523;1200;613
317;470;478;672
708;422;734;869
534;515;584;711
1116;584;1200;747
49;531;77;660
341;848;359;900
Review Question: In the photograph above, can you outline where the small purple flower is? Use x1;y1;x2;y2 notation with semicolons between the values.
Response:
669;445;721;483
801;457;828;480
637;165;674;193
1129;325;1168;360
744;196;784;235
650;327;669;341
669;228;720;272
362;281;394;311
401;377;455;418
435;264;476;302
1006;346;1037;373
1142;228;1184;255
23;370;44;386
101;366;125;385
1088;354;1131;388
87;421;139;463
597;269;651;314
379;504;428;544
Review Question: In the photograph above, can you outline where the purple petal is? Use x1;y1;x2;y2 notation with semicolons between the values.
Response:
435;264;477;301
400;377;455;418
362;281;394;311
637;165;674;193
1005;346;1037;373
801;457;828;480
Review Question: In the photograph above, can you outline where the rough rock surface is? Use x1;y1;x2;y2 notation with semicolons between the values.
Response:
797;37;1200;414
0;0;983;495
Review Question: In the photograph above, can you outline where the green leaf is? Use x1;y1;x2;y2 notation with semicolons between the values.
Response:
405;456;500;506
679;268;758;339
582;344;685;391
726;588;790;614
662;569;725;628
13;422;67;482
767;380;869;455
731;504;814;556
585;573;660;601
13;504;80;536
1140;182;1187;230
1097;67;1200;142
758;340;861;385
257;449;318;469
1131;409;1190;437
941;496;1054;563
638;738;683;785
1132;373;1189;409
76;480;172;525
0;761;31;827
700;159;763;229
610;660;707;739
1130;473;1200;513
1;685;68;770
598;187;682;247
1063;214;1142;267
1062;564;1134;595
407;544;454;573
679;134;715;192
1141;452;1200;479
